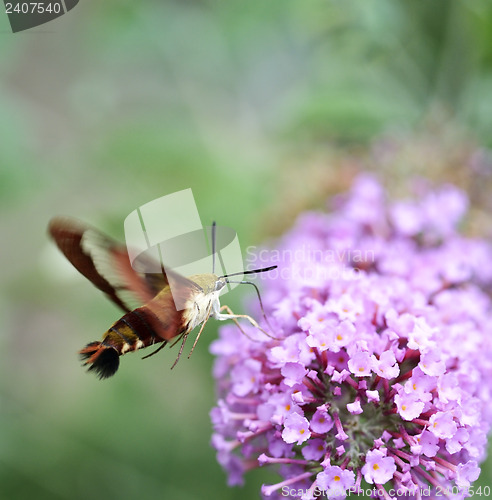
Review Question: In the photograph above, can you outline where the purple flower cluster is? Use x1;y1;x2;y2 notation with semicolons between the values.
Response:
210;175;492;499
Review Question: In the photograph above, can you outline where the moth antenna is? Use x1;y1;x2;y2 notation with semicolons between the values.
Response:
211;221;217;274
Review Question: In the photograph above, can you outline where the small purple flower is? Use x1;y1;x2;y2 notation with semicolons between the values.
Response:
302;438;326;461
366;389;380;403
317;465;355;493
456;460;480;488
404;366;435;400
230;358;263;397
310;405;334;434
429;412;458;440
412;430;439;458
347;351;372;377
346;399;363;415
361;449;397;485
372;350;400;379
281;362;308;387
210;176;492;498
282;412;311;445
419;349;445;377
394;391;425;421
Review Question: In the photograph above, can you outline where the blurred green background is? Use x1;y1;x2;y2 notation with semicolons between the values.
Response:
2;1;492;499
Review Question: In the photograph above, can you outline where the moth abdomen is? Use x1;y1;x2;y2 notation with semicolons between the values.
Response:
79;307;170;379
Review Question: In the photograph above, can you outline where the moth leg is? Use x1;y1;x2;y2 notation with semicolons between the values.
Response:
217;305;277;340
171;333;189;369
224;315;261;342
188;302;213;359
141;340;168;360
169;334;185;349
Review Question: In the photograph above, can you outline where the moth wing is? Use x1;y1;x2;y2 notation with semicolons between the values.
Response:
48;217;201;313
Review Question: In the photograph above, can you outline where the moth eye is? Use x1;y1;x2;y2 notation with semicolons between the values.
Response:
215;280;226;292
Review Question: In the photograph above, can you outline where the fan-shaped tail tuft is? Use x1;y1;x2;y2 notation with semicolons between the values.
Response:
79;341;120;379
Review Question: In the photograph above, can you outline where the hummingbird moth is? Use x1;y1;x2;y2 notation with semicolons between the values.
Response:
48;217;276;379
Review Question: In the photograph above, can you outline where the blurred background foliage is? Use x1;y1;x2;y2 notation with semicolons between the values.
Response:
1;0;492;498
